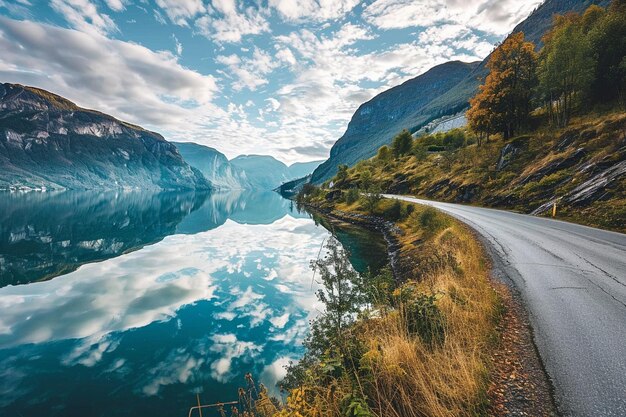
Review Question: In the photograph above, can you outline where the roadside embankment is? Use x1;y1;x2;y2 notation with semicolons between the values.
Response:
278;193;556;416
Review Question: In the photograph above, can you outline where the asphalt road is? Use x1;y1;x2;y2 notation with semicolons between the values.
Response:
385;195;626;417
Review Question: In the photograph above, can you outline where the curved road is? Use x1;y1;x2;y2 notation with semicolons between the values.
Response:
386;195;626;417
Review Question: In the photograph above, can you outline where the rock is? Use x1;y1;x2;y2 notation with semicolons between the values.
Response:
521;148;586;185
455;184;481;202
565;160;626;207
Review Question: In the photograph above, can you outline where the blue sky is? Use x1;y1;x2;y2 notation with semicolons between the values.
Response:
0;0;542;163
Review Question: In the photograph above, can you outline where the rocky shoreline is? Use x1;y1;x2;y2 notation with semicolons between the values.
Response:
302;202;407;282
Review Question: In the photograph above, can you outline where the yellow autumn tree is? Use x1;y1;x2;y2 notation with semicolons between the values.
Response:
467;32;538;140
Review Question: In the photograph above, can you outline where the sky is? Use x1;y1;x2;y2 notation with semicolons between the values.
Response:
0;0;543;163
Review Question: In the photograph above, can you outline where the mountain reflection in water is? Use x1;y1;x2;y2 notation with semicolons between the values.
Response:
0;190;386;417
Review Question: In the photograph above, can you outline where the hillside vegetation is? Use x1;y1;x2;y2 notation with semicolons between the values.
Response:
318;1;626;232
218;197;503;417
311;0;612;183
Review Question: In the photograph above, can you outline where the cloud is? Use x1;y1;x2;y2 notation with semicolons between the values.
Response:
103;0;125;12
154;0;205;26
209;333;263;383
217;47;279;91
363;0;542;35
0;17;217;126
50;0;118;35
172;33;183;55
269;0;360;21
196;0;270;43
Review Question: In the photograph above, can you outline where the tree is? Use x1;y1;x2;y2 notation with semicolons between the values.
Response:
310;238;365;345
359;169;372;190
467;32;538;139
391;129;413;158
336;164;349;182
587;0;626;107
538;13;595;127
362;185;382;213
377;145;391;162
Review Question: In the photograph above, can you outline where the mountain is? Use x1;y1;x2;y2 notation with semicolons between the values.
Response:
0;190;208;286
311;0;611;184
311;61;479;183
173;142;251;190
288;160;325;179
230;155;290;189
230;155;322;189
0;83;210;191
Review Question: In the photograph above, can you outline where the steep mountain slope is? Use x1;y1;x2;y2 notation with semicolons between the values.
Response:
230;155;322;189
0;83;210;190
230;155;290;189
311;61;479;183
418;0;611;129
323;112;626;233
311;0;611;184
288;160;325;179
174;142;251;189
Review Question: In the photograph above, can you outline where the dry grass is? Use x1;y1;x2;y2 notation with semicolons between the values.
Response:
278;201;501;417
356;205;500;417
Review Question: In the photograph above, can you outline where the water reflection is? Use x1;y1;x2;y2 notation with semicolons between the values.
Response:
0;191;386;417
0;190;307;287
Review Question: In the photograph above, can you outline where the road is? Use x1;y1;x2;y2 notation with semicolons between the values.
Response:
385;195;626;417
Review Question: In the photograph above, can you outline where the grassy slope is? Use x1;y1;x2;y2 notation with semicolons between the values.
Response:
285;196;503;416
333;111;626;233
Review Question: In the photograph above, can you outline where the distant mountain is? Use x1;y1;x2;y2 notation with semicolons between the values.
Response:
231;154;322;189
311;0;611;184
0;83;210;191
174;142;251;190
288;160;325;179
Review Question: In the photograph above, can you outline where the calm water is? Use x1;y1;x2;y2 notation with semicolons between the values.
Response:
0;190;386;417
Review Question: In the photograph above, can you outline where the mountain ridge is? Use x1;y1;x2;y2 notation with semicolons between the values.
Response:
311;0;612;184
0;83;210;191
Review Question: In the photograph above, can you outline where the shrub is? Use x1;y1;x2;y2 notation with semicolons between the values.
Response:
413;145;428;161
405;291;446;347
419;207;450;235
442;129;466;149
377;145;392;162
382;200;403;221
427;145;446;152
345;188;360;205
361;186;383;213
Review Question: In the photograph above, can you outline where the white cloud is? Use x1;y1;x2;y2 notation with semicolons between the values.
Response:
0;17;217;127
172;33;183;55
209;333;263;382
155;0;205;26
269;312;290;328
50;0;118;35
269;0;360;21
363;0;542;35
103;0;125;12
195;0;270;43
217;47;279;91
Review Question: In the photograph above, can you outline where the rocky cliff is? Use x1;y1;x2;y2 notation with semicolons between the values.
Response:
0;83;210;190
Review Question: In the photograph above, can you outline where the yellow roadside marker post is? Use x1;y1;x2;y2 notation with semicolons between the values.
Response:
552;201;557;218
